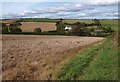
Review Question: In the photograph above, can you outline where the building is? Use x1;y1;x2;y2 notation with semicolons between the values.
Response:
64;26;72;31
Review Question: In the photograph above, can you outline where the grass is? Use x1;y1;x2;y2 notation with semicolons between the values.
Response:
99;19;118;31
62;19;94;24
82;38;118;80
57;33;118;80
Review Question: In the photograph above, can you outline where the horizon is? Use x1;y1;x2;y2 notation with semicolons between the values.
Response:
1;0;119;19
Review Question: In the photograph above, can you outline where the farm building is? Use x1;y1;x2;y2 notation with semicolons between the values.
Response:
64;26;72;30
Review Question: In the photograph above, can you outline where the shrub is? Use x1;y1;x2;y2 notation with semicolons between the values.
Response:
56;22;65;33
10;22;22;27
34;28;42;33
1;23;8;34
9;27;22;33
2;27;9;34
103;27;114;33
89;28;95;32
69;26;83;36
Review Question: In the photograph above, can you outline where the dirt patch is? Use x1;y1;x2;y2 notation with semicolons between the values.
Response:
2;35;104;80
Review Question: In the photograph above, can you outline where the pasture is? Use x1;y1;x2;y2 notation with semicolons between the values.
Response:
62;19;94;24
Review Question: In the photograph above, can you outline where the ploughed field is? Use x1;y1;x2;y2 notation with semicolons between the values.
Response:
2;35;104;80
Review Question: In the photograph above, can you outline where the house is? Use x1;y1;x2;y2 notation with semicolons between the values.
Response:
64;26;72;31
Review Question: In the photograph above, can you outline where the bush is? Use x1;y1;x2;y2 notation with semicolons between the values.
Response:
56;22;65;33
2;27;9;34
10;22;22;27
9;27;22;33
69;26;91;36
102;27;114;33
89;28;95;32
34;28;42;33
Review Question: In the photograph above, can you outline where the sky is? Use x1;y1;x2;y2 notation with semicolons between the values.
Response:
1;0;119;19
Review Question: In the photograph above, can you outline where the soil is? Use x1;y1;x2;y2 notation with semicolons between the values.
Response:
2;35;104;80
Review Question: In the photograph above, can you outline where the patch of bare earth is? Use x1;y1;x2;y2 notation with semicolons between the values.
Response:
2;35;104;80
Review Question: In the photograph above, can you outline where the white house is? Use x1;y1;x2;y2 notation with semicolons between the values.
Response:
64;26;72;30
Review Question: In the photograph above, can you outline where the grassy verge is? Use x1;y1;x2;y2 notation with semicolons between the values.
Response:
57;33;118;80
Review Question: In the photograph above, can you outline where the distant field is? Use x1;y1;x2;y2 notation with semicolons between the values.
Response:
62;19;94;24
0;20;17;24
21;18;61;23
1;19;118;32
20;22;56;32
99;20;118;31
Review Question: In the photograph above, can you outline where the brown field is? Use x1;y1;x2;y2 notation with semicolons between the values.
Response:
2;35;104;80
20;22;56;32
0;20;17;24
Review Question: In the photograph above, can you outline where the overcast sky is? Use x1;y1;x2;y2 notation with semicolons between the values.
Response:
1;0;119;19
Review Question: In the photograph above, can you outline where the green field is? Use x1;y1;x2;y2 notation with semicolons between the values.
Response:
62;19;94;24
99;19;118;31
21;18;61;23
57;33;118;80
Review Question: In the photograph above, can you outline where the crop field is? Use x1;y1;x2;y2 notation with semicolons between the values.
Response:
20;22;56;32
62;19;94;24
2;35;103;80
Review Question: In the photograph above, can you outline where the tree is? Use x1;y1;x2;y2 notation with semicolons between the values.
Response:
70;25;84;36
9;27;22;33
10;22;22;27
9;22;22;33
34;28;42;33
89;28;95;32
1;23;9;34
103;27;113;33
93;19;102;28
2;27;9;33
56;22;65;33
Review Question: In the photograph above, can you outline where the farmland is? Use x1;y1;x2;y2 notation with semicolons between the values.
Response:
99;19;118;31
21;18;61;23
2;35;103;80
62;19;94;24
1;19;118;80
20;22;56;32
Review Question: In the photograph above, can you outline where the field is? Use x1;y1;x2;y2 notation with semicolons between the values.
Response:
1;19;118;80
21;18;61;23
99;19;118;31
2;35;103;80
20;22;56;32
62;19;94;24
